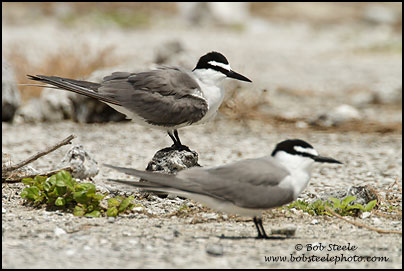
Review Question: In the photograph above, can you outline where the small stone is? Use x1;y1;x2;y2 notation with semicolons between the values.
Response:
206;243;224;256
295;121;308;129
65;249;76;256
372;217;382;225
2;208;6;214
54;227;67;237
2;59;21;122
201;213;219;220
58;145;99;179
360;212;372;219
141;146;199;198
271;225;297;236
309;104;361;127
310;219;319;225
133;206;144;212
107;217;115;223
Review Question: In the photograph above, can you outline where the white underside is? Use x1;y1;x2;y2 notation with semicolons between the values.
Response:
160;189;264;217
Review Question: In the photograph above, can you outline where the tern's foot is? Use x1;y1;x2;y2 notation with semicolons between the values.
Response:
256;233;269;239
171;144;191;152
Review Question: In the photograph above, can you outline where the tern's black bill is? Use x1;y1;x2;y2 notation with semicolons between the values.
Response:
313;156;342;164
226;70;252;82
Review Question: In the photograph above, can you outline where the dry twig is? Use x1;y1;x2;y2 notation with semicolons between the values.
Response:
3;134;75;173
325;206;402;235
2;134;75;182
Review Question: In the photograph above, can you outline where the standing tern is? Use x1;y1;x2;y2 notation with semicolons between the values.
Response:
27;51;251;149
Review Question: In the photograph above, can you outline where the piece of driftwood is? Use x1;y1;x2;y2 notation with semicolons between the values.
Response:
325;206;402;235
2;134;75;182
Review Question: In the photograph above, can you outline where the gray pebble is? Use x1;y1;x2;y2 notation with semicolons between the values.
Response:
206;243;224;256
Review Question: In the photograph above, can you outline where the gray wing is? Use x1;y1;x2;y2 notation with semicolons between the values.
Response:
27;75;120;105
106;157;294;209
98;67;208;126
176;157;294;209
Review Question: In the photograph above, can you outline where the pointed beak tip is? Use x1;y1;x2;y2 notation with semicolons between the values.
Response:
314;156;343;165
227;70;252;83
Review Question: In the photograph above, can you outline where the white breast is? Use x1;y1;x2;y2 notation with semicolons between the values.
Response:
192;69;227;125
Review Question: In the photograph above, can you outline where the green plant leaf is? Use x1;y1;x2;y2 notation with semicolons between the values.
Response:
328;197;341;209
44;175;56;192
108;198;120;208
22;177;35;186
55;186;67;197
347;203;365;211
119;197;132;212
81;183;96;194
85;210;101;218
57;170;71;182
34;175;48;183
364;200;377;211
73;190;89;204
107;207;118;217
21;186;41;201
341;196;356;208
55;176;67;188
55;197;66;206
73;205;85;216
93;193;105;201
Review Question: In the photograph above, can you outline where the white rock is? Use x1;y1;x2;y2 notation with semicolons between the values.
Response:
58;145;99;179
54;227;67;237
363;4;398;25
331;104;362;123
372;217;382;225
201;213;219;220
360;211;372;219
206;243;224;256
2;59;20;122
310;219;319;225
133;206;144;212
177;2;249;26
65;249;76;256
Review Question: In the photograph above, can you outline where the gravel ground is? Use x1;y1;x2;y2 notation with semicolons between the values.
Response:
2;3;402;268
2;120;402;268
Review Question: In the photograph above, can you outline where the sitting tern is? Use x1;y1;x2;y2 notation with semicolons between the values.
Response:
27;51;251;149
105;139;342;239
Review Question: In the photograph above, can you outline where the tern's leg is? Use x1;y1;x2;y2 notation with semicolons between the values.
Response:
257;217;268;238
173;130;182;146
253;217;268;239
167;131;179;146
167;130;191;151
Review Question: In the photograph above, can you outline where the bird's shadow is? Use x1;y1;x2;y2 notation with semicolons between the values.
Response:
216;234;296;240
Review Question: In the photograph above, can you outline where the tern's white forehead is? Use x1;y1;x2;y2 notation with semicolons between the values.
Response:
294;146;318;156
208;61;231;71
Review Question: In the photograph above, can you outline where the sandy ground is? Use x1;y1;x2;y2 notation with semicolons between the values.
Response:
2;120;402;268
2;3;402;268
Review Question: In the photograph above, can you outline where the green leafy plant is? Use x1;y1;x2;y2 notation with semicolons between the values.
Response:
21;170;135;217
106;195;136;217
329;196;377;216
287;196;378;217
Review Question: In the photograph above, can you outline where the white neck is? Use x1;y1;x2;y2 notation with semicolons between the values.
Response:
192;68;227;86
192;69;227;123
274;151;315;199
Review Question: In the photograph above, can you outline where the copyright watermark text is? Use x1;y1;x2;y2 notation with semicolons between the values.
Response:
264;243;389;265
